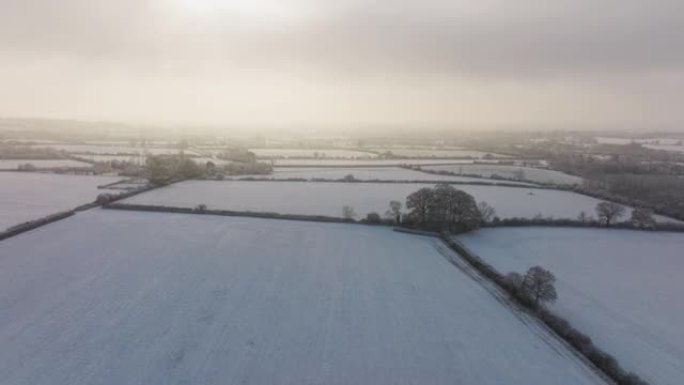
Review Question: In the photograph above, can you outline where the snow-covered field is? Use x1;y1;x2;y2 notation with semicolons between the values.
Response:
594;137;684;152
76;154;146;163
249;148;376;159
34;144;199;156
0;210;606;385
0;159;92;170
124;180;616;220
0;173;122;230
235;167;533;185
644;144;684;153
369;148;508;158
422;164;582;185
271;159;477;166
458;227;684;385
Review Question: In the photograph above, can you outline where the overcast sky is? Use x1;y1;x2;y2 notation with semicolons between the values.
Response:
1;0;683;130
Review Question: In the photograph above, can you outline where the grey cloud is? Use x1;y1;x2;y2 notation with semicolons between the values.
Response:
242;0;684;77
1;0;682;78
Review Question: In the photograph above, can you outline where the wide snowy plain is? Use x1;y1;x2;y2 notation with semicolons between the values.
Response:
459;227;684;385
0;159;92;170
233;167;534;185
422;164;582;185
0;173;122;231
0;210;606;385
124;180;636;221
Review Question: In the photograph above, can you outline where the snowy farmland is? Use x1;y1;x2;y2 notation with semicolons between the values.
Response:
124;180;618;220
458;227;684;385
33;143;200;156
249;148;376;159
0;159;92;170
270;158;477;167
0;210;606;385
234;167;534;185
0;173;122;230
422;164;582;185
368;148;509;158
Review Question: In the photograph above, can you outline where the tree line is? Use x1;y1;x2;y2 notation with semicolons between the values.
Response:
349;184;493;233
144;153;272;186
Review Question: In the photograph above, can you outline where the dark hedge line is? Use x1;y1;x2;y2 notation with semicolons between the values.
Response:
409;165;684;223
103;203;362;225
483;217;684;233
0;211;76;241
441;236;649;385
224;177;530;188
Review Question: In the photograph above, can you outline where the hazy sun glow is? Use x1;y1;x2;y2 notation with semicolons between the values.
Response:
177;0;314;23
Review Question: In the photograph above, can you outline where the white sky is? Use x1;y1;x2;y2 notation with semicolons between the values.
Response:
0;0;682;130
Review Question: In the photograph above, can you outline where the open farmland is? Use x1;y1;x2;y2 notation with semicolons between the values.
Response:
458;227;684;385
123;180;621;220
0;210;606;385
0;173;121;231
270;159;478;167
75;154;146;163
643;144;684;153
249;148;376;158
235;167;534;185
0;159;92;170
33;144;200;156
422;164;582;185
368;148;509;158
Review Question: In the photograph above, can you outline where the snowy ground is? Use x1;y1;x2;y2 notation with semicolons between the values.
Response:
643;144;684;153
0;173;122;230
422;164;582;185
0;159;92;170
458;227;684;385
249;148;376;159
123;180;622;220
234;167;534;185
270;159;478;166
76;154;146;163
593;137;684;152
0;210;606;385
33;144;199;156
366;148;509;158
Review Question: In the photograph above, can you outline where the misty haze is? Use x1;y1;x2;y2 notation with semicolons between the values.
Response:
1;1;683;384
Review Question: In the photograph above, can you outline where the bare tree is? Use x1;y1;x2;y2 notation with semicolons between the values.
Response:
577;211;590;223
631;207;655;229
386;200;402;224
522;266;558;307
365;212;382;223
432;184;482;232
342;205;357;220
595;201;625;226
477;201;496;223
504;272;524;289
406;187;435;225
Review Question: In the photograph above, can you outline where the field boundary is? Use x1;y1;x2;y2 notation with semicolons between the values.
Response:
0;211;76;241
437;234;648;385
0;183;156;243
102;203;362;225
390;227;648;384
217;177;537;188
481;218;684;233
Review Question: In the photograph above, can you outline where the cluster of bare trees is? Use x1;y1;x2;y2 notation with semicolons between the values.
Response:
145;153;273;185
506;266;558;307
340;185;494;232
581;201;656;229
405;184;489;232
